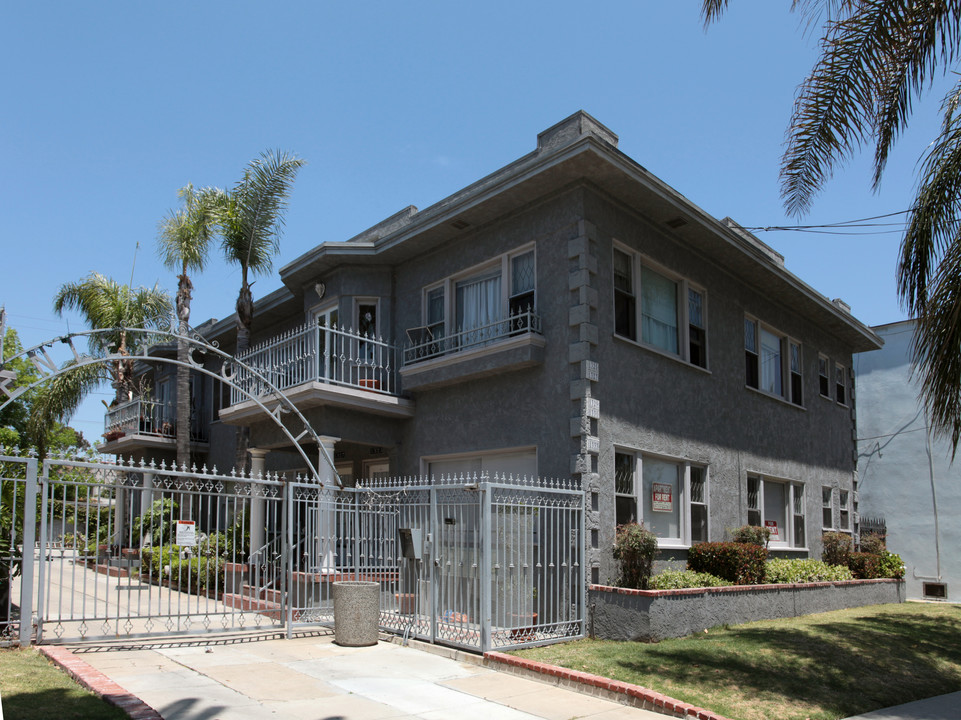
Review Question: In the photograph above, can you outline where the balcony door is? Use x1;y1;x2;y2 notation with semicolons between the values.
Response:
313;306;341;383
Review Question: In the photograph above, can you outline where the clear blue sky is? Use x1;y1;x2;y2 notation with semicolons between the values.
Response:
1;2;947;442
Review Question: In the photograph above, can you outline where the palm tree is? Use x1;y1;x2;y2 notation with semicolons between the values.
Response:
703;1;961;450
157;184;218;469
42;274;171;449
214;150;305;473
217;150;305;354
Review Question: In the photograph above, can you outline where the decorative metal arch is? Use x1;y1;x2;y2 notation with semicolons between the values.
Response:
0;324;340;485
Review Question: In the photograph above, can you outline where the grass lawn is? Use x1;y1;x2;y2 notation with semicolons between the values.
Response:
0;648;129;720
512;602;961;720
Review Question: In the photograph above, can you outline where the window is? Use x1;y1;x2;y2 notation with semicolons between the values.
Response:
615;452;636;526
614;245;707;367
818;355;831;398
822;486;834;529
614;450;708;546
744;317;802;405
839;490;850;531
747;474;806;548
419;245;536;346
835;363;848;405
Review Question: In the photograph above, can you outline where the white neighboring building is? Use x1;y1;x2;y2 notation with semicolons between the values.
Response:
855;319;960;601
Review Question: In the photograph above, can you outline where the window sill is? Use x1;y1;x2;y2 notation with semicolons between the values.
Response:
745;385;806;411
768;546;809;553
613;333;712;376
654;541;689;551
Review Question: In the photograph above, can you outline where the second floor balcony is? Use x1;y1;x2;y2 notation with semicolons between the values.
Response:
102;397;210;449
221;322;413;423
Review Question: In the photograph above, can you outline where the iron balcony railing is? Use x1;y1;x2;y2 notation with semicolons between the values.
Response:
403;308;542;366
103;398;209;443
230;322;399;406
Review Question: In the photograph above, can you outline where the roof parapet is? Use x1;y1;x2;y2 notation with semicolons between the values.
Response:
346;205;419;244
537;110;618;153
721;217;785;267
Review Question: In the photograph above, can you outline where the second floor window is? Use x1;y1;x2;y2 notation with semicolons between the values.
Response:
745;317;803;406
614;245;707;368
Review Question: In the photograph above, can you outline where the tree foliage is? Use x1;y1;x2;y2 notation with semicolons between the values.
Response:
704;1;961;450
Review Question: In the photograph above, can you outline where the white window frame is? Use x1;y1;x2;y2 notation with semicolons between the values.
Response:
839;489;851;532
835;363;849;406
744;316;803;406
421;244;536;337
747;474;806;549
822;485;835;530
612;243;708;369
818;354;832;399
613;447;708;549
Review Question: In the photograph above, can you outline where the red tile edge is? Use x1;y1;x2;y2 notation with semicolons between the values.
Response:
484;651;733;720
37;646;164;720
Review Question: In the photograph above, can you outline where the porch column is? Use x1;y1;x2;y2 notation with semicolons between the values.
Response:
249;448;268;555
316;436;340;572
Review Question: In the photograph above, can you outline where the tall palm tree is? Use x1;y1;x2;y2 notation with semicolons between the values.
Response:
215;150;305;473
703;1;961;450
158;184;218;469
43;274;172;447
217;150;305;353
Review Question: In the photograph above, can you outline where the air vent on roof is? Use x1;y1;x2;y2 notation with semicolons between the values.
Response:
451;219;471;230
665;216;687;229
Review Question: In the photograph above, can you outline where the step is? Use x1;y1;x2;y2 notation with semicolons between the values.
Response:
222;593;283;620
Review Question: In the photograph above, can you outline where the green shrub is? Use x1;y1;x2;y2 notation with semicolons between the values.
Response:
821;532;853;566
612;523;658;589
224;510;251;562
648;569;728;590
729;524;771;547
765;558;854;584
848;552;883;579
877;551;905;579
133;498;179;547
141;545;225;593
688;542;767;585
859;533;886;555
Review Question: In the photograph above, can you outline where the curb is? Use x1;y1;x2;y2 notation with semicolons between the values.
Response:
37;646;163;720
484;651;731;720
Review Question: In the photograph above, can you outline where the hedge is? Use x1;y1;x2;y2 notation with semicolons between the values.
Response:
688;541;767;584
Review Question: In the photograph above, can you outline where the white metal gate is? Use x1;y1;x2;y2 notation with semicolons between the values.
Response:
2;455;585;652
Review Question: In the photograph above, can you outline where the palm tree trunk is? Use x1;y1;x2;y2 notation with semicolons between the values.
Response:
234;279;254;476
176;273;193;519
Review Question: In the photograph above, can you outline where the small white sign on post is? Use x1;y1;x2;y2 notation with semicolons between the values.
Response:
175;520;197;547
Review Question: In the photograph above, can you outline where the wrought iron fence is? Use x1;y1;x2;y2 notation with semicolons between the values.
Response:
403;308;542;366
6;456;584;652
230;322;399;405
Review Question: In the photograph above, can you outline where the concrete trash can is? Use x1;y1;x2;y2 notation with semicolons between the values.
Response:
333;581;379;647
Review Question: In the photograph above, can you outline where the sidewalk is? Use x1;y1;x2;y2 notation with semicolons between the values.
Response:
840;691;961;720
47;632;675;720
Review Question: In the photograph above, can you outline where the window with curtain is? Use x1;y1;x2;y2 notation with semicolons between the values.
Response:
641;266;679;354
760;327;782;396
456;270;501;345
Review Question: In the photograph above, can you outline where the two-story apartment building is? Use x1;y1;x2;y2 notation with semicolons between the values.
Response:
104;112;882;580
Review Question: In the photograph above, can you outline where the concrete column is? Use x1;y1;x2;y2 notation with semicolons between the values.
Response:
249;448;268;555
313;436;340;572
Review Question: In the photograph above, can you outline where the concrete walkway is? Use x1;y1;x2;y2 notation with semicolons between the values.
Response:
58;632;672;720
840;691;961;720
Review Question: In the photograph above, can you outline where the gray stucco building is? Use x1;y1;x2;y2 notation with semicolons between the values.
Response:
855;319;959;600
104;111;882;581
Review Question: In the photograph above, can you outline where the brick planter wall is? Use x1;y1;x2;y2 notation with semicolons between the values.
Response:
590;579;905;642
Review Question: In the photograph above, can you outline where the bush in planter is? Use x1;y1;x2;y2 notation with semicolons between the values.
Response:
821;531;853;567
859;532;886;555
688;542;767;585
848;550;905;579
876;550;906;579
729;524;771;547
766;558;854;584
612;523;658;589
141;545;225;593
648;569;728;589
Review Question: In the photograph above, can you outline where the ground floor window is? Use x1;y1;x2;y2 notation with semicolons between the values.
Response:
613;450;708;547
424;448;537;480
747;475;805;548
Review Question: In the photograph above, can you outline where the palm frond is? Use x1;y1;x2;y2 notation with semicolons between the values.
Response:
27;361;106;454
780;1;910;215
220;150;305;277
157;183;220;273
898;77;961;314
